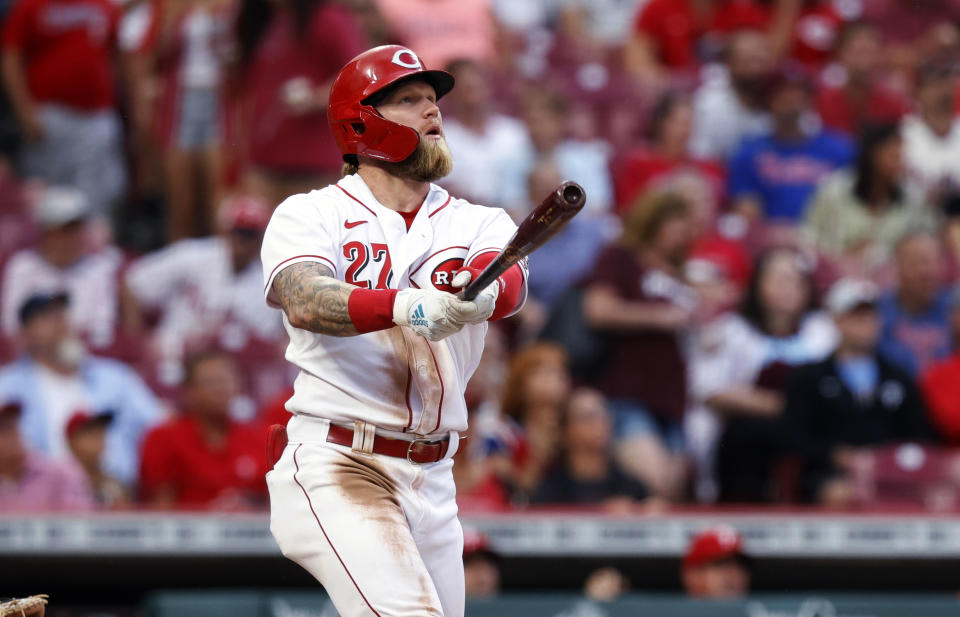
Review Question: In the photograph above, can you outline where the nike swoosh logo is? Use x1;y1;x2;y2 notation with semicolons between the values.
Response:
344;220;367;229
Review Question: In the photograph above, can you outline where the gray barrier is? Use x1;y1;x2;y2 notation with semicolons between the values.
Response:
145;591;960;617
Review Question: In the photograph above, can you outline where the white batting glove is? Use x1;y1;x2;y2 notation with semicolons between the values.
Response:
448;269;499;324
394;288;469;341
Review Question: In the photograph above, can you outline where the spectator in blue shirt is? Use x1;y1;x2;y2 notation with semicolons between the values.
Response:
728;66;854;223
877;230;953;376
0;292;163;486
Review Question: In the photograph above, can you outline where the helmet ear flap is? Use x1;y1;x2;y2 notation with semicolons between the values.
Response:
352;106;420;163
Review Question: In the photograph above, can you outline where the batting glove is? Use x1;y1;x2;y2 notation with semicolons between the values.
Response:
394;288;470;341
448;267;499;324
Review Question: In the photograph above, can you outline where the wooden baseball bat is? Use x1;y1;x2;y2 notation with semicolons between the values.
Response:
461;181;586;301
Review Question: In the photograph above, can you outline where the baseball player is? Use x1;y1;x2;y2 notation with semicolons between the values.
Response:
261;45;527;617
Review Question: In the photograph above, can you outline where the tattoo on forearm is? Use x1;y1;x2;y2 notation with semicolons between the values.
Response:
273;262;359;336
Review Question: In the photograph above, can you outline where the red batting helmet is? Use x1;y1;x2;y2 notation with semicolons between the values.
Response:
329;45;455;165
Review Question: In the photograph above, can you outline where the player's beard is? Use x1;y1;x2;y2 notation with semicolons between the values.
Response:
392;137;453;182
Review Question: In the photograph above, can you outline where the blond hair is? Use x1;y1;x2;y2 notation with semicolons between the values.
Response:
620;190;690;251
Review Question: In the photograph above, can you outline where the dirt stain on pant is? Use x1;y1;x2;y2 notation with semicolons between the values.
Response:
330;452;441;614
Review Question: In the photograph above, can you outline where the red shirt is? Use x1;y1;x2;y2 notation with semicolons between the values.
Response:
588;246;693;420
816;83;910;136
920;354;960;443
612;146;725;216
634;0;768;69
1;0;118;110
140;415;269;507
245;3;367;175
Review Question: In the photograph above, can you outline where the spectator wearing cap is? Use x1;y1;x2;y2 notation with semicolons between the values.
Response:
124;196;284;393
65;410;129;507
803;123;931;283
727;64;853;224
782;278;935;505
682;527;750;599
0;0;126;216
0;399;95;510
0;292;163;486
689;29;773;161
1;186;123;351
690;248;836;502
901;61;960;207
876;230;953;377
462;527;500;598
139;349;269;508
532;388;649;508
815;22;909;136
920;289;960;444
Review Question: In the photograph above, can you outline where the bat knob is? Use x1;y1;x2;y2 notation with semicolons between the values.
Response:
560;182;586;208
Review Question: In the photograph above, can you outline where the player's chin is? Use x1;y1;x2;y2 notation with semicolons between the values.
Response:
399;138;454;182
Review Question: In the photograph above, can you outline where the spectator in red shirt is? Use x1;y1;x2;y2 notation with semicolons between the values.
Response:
816;22;910;136
234;0;367;208
612;90;725;215
140;349;269;508
920;289;960;443
625;0;769;86
0;0;126;217
584;191;698;500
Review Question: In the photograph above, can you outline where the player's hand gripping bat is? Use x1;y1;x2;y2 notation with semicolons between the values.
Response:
460;181;586;301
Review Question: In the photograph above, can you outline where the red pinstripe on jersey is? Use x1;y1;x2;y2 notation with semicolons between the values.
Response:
407;245;469;279
428;196;452;217
337;185;378;217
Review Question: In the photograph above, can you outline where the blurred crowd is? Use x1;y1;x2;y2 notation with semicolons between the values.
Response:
3;0;960;513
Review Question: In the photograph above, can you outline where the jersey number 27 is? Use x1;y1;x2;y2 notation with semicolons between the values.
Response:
343;241;394;289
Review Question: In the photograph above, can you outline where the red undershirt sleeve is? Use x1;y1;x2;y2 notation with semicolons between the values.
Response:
466;251;526;321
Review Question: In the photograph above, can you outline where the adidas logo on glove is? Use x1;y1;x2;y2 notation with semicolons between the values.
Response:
411;304;428;327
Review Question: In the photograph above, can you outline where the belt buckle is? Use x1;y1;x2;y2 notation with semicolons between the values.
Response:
406;437;435;464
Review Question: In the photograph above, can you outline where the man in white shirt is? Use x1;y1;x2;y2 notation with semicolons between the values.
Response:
690;29;773;161
1;186;122;350
901;61;960;202
0;292;163;486
124;195;284;387
439;58;531;208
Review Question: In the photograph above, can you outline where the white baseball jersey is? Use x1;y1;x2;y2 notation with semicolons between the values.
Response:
261;173;527;437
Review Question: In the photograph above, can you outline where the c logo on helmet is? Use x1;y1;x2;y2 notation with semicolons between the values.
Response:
391;49;423;70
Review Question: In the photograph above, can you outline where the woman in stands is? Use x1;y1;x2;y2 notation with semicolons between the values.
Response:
803;122;932;286
689;248;837;502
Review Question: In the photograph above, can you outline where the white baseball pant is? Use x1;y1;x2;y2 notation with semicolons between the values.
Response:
267;416;464;617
